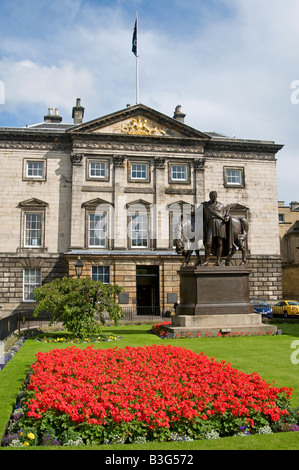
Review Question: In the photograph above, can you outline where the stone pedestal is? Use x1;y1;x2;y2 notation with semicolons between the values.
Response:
164;266;277;337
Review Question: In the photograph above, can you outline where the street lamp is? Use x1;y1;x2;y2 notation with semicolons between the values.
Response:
75;257;83;278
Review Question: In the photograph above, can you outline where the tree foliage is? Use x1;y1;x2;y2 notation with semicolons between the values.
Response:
33;277;124;338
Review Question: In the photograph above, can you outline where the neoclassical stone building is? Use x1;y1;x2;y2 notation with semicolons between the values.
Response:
0;100;283;318
278;201;299;300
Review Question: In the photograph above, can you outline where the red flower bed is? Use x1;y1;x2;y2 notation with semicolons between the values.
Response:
25;344;292;439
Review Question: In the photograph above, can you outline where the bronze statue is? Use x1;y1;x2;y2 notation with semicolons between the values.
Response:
202;191;230;265
175;191;248;266
174;211;202;267
225;216;248;266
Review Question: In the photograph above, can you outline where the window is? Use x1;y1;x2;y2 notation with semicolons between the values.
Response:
26;161;44;178
87;158;109;181
89;161;107;179
91;266;110;284
88;212;107;247
24;213;42;247
279;213;285;223
23;160;46;181
171;213;182;248
226;169;242;185
23;268;41;301
171;164;188;182
19;199;47;250
131;213;148;248
131;163;148;180
128;161;150;183
224;167;245;187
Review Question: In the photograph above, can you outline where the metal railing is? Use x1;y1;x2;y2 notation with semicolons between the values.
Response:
0;313;19;342
0;306;167;342
120;306;164;322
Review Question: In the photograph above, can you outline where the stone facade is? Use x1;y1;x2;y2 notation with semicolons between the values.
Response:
0;101;284;318
278;201;299;299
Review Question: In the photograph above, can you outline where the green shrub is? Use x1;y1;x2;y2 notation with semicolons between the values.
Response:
33;277;123;338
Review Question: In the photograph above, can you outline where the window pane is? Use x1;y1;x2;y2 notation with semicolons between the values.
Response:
23;268;41;301
172;213;182;248
226;169;242;185
131;163;147;179
131;214;148;247
89;213;107;247
91;266;110;283
27;161;44;178
171;165;188;181
24;213;42;246
89;161;107;178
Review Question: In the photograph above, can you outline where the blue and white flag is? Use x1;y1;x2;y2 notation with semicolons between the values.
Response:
132;19;137;56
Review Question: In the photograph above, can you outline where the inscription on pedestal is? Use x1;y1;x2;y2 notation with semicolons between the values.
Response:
199;277;245;302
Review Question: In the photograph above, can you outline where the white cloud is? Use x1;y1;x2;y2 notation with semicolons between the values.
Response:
0;58;96;120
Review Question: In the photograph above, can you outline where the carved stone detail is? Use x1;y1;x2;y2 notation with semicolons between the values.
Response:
0;141;69;151
71;153;83;166
154;157;165;169
194;158;206;171
205;151;276;161
113;155;125;167
116;116;167;136
72;140;203;154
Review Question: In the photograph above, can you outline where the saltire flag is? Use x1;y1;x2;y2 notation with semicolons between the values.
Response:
132;19;137;56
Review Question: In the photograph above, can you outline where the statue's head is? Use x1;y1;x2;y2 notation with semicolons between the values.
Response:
209;191;217;200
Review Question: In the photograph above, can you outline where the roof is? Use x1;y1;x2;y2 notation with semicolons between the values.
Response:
26;122;75;131
287;220;299;236
0;103;284;153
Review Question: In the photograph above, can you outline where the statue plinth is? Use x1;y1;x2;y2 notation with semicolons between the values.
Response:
177;265;253;316
165;265;277;337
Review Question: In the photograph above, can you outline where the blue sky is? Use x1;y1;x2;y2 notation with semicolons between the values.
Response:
0;0;298;203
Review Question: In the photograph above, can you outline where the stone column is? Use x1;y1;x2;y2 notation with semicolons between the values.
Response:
70;153;84;249
194;157;206;206
154;157;168;250
113;155;127;250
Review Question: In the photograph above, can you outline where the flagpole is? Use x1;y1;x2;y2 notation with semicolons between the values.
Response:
135;12;139;104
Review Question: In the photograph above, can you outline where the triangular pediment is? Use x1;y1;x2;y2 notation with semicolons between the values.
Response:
18;198;48;208
126;199;151;208
167;200;195;212
82;198;112;208
68;104;210;140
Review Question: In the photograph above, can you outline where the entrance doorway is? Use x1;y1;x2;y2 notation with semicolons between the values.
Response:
136;266;160;315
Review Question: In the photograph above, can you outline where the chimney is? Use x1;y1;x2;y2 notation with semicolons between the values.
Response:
173;105;186;123
72;98;85;124
44;107;62;123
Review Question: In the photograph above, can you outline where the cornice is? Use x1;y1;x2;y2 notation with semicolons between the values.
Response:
71;134;205;154
0;129;71;151
0;125;283;157
205;139;283;155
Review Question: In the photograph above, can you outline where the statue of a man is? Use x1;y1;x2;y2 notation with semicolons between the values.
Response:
202;191;230;266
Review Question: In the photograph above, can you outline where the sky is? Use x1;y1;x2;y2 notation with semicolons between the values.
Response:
0;0;298;204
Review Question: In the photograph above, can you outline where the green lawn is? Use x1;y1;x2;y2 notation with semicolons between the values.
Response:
1;322;299;450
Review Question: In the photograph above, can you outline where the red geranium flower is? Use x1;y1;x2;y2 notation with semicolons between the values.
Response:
25;344;292;433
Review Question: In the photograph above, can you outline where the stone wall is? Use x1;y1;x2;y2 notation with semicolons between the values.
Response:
247;255;282;302
0;148;72;254
204;156;280;257
67;253;282;314
282;263;299;300
0;254;68;318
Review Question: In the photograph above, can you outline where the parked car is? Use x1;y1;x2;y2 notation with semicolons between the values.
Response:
272;300;299;318
250;299;273;318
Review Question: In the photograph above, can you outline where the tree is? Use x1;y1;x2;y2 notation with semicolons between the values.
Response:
33;277;124;338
